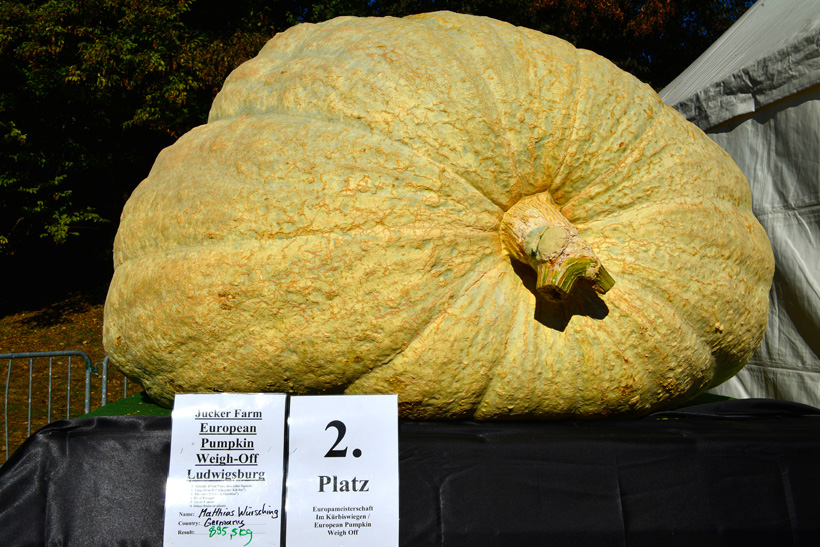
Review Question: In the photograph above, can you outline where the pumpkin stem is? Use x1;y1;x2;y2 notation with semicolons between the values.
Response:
500;193;615;301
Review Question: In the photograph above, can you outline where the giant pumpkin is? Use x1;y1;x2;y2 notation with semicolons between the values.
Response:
103;12;774;418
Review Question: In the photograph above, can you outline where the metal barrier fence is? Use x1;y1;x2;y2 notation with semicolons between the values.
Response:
2;351;129;462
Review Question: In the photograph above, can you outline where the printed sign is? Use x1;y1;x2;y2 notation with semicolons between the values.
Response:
163;393;287;547
285;394;399;546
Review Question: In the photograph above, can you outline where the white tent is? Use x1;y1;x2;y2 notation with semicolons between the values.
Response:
660;0;820;407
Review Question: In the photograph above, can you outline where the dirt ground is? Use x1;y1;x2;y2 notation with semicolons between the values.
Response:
0;286;136;461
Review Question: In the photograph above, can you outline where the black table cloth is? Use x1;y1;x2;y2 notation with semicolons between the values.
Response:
1;399;820;546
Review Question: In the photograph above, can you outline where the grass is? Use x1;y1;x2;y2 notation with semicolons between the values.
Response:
0;281;137;461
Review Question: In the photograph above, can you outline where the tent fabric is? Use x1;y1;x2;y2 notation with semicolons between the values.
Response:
661;0;820;124
660;0;820;407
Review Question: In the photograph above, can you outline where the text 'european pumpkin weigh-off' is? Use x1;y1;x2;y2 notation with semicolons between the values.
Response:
103;11;774;419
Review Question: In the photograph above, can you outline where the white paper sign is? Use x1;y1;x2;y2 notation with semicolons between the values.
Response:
285;394;399;546
163;393;287;547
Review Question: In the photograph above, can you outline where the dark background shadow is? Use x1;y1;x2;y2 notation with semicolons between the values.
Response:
510;259;609;332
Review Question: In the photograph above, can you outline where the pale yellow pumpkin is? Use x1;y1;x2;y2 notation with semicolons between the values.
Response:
103;11;774;418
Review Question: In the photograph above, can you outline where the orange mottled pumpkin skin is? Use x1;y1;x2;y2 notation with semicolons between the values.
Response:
104;12;774;418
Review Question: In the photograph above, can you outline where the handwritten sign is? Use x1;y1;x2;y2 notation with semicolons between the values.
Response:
163;393;287;547
285;394;399;546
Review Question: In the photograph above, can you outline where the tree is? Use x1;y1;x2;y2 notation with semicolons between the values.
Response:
0;0;300;260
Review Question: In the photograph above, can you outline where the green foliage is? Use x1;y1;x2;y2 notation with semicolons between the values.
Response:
0;0;294;256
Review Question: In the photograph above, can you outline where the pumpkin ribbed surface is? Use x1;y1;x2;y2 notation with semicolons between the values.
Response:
103;12;774;418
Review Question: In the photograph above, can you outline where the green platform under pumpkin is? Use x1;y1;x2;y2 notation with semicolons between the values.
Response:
82;391;730;418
